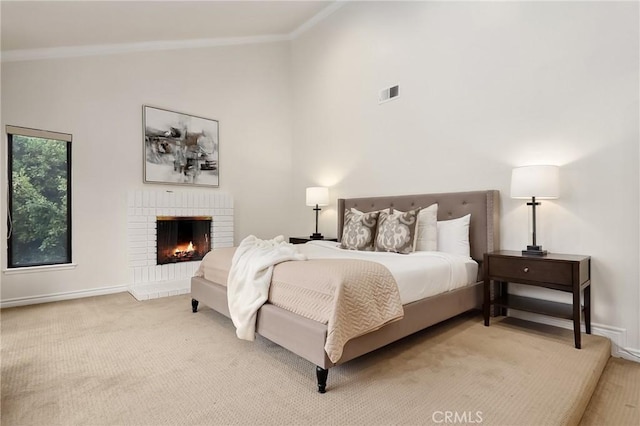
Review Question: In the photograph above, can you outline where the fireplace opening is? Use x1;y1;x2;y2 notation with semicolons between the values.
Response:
157;216;212;265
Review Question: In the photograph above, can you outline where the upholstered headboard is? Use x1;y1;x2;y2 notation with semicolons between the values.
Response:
337;190;500;263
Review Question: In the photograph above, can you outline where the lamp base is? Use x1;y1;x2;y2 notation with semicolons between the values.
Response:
522;245;547;256
309;233;324;240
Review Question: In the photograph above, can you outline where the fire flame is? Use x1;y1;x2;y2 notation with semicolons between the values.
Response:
174;241;195;255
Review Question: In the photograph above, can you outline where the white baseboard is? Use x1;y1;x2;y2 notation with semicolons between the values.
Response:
1;279;191;308
508;310;640;363
0;285;128;308
616;346;640;362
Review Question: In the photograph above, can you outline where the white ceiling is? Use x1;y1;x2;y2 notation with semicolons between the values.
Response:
0;1;335;52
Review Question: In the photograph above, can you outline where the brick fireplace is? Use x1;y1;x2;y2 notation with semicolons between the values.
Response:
127;190;233;300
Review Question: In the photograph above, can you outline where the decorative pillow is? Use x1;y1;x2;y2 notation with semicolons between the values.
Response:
413;203;438;252
340;210;380;251
437;214;471;257
374;207;421;254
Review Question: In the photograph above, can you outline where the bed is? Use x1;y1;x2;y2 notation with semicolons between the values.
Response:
190;190;500;392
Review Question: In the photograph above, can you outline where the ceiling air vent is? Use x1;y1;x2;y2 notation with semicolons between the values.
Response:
379;84;400;104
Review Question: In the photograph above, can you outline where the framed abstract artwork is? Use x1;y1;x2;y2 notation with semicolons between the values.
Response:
143;105;219;187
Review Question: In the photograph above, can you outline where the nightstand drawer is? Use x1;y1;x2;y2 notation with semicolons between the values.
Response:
489;256;572;286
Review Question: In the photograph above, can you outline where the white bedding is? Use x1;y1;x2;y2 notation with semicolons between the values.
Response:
298;241;478;305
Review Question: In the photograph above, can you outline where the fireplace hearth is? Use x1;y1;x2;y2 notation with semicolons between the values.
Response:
156;216;212;265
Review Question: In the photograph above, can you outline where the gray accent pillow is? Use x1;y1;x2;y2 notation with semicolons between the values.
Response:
375;207;421;254
340;210;380;251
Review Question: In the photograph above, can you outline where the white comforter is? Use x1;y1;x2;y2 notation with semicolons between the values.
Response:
227;235;306;340
298;241;478;304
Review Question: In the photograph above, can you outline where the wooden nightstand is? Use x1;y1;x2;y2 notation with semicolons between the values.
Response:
483;250;591;349
289;237;338;244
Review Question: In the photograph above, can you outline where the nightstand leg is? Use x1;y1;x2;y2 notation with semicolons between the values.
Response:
573;289;581;349
499;281;508;316
484;278;490;326
584;285;591;334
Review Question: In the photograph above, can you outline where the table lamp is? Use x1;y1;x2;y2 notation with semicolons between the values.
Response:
306;187;329;240
511;165;559;256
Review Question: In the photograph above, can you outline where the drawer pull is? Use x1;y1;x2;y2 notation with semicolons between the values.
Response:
523;267;529;273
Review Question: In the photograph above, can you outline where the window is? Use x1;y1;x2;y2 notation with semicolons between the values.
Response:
6;126;72;268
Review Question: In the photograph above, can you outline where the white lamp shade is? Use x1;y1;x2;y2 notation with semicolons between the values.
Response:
306;187;329;206
510;165;559;199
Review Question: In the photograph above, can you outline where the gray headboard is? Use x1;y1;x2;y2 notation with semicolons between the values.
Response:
337;190;500;263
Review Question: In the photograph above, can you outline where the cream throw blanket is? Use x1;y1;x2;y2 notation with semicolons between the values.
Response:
227;235;306;340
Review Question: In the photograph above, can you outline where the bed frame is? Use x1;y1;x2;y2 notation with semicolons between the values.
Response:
191;190;500;392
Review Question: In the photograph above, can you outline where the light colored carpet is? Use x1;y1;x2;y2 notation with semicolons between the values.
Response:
1;292;611;426
580;357;640;425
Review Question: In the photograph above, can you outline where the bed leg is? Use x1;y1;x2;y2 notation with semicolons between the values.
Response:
191;298;199;313
316;366;328;393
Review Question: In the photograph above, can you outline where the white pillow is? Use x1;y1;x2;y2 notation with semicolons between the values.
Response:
413;203;438;252
437;214;471;257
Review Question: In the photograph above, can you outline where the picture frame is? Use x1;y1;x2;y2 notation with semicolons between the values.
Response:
143;105;219;187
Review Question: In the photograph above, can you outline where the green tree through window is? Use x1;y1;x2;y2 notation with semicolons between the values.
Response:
8;128;72;267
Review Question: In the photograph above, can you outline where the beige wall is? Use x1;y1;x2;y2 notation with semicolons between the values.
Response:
1;42;294;301
290;2;640;350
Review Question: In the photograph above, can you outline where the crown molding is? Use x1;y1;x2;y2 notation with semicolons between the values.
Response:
1;2;347;63
1;34;290;63
290;1;346;39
